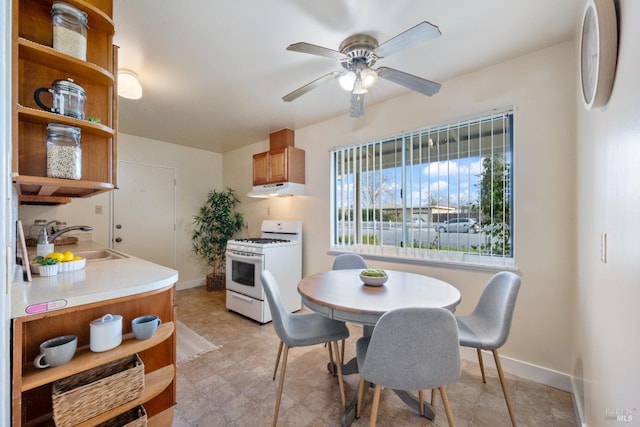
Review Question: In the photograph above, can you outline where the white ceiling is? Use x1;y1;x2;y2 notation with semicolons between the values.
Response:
113;0;583;153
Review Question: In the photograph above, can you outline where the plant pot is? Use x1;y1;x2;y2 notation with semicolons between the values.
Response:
206;273;226;291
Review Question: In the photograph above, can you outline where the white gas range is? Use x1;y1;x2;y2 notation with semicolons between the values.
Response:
225;220;302;323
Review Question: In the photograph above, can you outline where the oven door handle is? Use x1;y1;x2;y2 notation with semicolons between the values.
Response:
226;252;263;262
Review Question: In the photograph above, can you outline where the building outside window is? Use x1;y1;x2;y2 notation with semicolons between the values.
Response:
330;108;514;268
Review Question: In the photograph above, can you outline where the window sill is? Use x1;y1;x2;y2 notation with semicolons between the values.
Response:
328;247;519;273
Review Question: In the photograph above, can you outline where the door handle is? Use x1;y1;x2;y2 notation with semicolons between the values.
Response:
115;237;122;243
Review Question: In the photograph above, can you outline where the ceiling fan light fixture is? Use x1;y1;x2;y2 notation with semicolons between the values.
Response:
352;74;368;95
339;71;356;91
118;69;143;99
360;68;378;88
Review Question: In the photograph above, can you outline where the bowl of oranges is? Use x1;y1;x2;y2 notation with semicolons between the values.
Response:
32;251;85;275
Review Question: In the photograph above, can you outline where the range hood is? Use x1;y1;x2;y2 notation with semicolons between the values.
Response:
248;182;305;198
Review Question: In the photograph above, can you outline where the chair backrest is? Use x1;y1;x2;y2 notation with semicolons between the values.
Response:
470;271;521;348
332;254;368;270
260;270;293;343
360;307;461;391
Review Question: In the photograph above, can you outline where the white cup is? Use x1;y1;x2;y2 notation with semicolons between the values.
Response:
34;335;77;368
90;313;122;352
131;315;162;340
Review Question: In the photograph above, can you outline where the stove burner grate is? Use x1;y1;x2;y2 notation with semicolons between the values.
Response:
233;238;290;244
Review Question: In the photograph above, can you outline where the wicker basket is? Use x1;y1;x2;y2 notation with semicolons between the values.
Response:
97;405;147;427
52;354;145;427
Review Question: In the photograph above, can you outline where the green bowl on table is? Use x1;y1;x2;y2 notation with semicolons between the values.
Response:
359;269;388;287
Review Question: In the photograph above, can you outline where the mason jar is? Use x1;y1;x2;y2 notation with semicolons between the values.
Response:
51;2;88;60
46;124;82;180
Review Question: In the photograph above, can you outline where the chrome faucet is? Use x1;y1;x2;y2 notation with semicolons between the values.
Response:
37;220;93;244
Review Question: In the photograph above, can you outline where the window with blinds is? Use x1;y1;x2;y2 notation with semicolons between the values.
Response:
330;109;514;268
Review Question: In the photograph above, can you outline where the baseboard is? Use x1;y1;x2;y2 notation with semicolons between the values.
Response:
459;347;573;392
570;375;587;427
176;278;205;291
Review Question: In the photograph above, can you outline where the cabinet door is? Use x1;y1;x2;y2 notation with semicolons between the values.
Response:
268;148;288;183
253;152;269;185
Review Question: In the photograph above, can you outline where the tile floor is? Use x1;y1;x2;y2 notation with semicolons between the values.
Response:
173;286;577;427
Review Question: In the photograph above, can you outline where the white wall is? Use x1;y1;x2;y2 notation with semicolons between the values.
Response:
225;42;576;378
19;133;224;286
574;1;640;424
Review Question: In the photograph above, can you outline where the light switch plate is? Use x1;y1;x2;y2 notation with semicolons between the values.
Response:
601;232;607;263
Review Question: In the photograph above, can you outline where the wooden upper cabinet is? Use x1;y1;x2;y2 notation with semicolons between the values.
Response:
12;0;118;205
252;147;305;186
252;151;270;185
252;129;304;186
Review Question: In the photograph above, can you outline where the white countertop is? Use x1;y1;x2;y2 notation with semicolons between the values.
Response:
12;242;179;319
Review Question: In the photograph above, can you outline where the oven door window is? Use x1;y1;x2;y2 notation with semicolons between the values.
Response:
232;259;256;287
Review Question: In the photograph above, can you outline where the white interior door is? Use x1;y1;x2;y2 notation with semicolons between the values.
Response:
113;161;176;268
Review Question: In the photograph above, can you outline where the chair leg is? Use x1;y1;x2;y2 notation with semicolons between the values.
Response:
439;386;457;427
357;378;366;418
272;344;289;427
369;384;382;427
431;388;436;405
331;341;347;409
476;348;486;383
272;341;283;380
492;349;517;427
327;340;337;376
341;338;346;365
418;390;425;416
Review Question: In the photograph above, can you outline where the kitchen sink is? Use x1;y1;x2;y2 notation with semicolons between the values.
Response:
74;249;128;261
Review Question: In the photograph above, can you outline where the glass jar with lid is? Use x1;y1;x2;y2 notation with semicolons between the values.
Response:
46;124;82;180
29;219;47;239
51;2;88;60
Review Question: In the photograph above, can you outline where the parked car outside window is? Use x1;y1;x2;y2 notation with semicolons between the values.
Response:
437;218;479;233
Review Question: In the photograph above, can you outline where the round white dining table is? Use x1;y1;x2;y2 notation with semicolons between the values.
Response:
298;269;461;326
297;269;462;426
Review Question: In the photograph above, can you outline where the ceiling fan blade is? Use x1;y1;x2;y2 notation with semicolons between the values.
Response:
374;21;441;58
282;71;342;102
287;42;347;60
377;67;441;96
350;93;364;117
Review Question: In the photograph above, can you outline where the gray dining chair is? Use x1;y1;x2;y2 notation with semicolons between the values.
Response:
356;307;461;427
332;253;368;270
261;270;350;426
455;271;521;427
331;253;368;362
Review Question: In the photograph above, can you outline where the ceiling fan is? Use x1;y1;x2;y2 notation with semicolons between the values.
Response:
282;21;442;117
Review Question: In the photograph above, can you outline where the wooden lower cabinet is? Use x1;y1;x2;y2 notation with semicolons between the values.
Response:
11;285;176;426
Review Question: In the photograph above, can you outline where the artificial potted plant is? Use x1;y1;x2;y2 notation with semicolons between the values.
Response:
192;188;245;291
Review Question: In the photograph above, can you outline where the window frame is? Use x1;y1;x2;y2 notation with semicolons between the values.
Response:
329;108;516;271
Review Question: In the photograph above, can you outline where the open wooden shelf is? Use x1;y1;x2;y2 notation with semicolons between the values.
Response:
18;38;114;85
74;365;175;427
13;0;117;205
14;175;115;204
21;322;174;391
21;365;175;427
17;105;115;137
